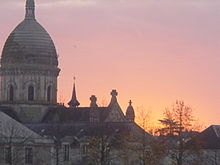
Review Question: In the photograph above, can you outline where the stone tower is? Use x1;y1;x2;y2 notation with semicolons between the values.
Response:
0;0;60;121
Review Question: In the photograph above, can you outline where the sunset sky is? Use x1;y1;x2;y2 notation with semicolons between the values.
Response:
0;0;219;126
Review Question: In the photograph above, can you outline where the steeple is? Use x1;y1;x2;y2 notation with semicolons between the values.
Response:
25;0;35;20
68;77;80;107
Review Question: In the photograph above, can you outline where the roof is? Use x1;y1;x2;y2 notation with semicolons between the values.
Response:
42;106;110;123
0;111;40;139
0;106;20;122
1;0;58;68
26;122;152;142
198;125;220;149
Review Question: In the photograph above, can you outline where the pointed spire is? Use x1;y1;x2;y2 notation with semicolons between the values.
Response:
68;77;80;107
25;0;35;20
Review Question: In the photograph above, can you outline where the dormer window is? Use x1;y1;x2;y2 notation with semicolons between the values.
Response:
25;147;33;164
4;147;12;164
63;144;70;161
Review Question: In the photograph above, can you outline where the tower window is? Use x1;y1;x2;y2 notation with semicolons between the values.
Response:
8;85;14;101
47;86;51;102
28;86;34;101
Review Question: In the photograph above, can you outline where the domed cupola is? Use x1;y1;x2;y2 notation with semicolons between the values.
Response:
126;100;135;122
1;0;59;70
0;0;60;107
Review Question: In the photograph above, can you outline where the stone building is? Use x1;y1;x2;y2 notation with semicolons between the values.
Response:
0;0;151;164
0;0;60;123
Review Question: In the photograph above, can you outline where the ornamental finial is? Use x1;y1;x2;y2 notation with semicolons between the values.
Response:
25;0;35;20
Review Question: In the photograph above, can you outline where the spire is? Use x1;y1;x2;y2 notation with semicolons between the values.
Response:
25;0;35;20
68;77;80;107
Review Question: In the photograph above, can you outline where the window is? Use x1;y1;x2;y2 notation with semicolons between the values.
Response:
9;85;14;101
81;144;87;156
47;86;51;102
63;144;70;161
25;147;33;164
28;86;34;101
4;147;12;164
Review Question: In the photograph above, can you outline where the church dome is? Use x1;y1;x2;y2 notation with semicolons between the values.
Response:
1;0;58;68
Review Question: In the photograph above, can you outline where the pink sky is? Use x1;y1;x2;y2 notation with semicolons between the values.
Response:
0;0;220;126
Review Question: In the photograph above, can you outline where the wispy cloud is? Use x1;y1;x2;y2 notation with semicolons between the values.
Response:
38;0;97;7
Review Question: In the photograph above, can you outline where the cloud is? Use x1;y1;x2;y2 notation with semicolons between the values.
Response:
38;0;97;7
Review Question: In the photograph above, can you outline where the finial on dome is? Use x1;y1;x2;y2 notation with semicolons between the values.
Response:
25;0;35;20
129;100;132;106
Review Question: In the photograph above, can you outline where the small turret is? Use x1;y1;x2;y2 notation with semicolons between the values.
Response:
68;78;80;107
126;100;135;122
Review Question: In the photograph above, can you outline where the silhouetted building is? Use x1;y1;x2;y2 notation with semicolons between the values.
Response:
0;1;151;165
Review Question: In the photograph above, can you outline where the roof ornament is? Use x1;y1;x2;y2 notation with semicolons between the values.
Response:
90;95;98;107
108;89;118;107
25;0;35;20
68;77;80;108
129;100;132;106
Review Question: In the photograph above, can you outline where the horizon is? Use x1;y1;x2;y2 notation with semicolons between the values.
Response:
0;0;219;127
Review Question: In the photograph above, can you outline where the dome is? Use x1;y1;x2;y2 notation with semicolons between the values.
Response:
1;0;58;67
126;105;135;117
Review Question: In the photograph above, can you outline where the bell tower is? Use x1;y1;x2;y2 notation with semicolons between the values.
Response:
0;0;60;122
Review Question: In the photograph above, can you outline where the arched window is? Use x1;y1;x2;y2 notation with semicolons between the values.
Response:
47;86;51;102
28;86;34;101
9;85;14;101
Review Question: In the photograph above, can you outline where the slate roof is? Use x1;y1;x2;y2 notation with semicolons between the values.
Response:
0;106;20;122
25;122;151;142
198;125;220;149
42;106;110;123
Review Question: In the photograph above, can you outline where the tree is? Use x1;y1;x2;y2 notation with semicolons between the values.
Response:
133;107;165;165
80;124;126;165
158;100;203;165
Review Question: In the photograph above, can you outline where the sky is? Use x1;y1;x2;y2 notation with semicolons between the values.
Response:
0;0;220;126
